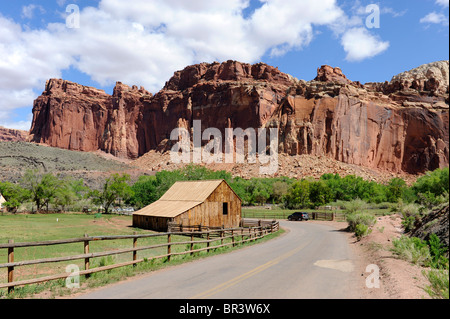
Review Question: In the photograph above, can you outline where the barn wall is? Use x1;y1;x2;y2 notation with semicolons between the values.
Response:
133;215;173;232
173;181;241;228
133;181;242;231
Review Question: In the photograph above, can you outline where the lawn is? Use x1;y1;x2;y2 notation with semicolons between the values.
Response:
0;212;280;297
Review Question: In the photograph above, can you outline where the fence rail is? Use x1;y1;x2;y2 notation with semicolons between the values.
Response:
0;219;279;293
241;211;347;222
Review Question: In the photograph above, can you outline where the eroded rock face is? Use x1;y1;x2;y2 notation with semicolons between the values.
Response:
0;127;29;142
29;79;152;158
29;60;449;174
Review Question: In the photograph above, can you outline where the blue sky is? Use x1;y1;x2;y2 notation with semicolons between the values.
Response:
0;0;448;130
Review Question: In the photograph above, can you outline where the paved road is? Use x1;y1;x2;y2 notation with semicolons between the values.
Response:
77;221;359;299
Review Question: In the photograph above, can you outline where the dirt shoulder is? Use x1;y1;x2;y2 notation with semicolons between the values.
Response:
312;215;432;299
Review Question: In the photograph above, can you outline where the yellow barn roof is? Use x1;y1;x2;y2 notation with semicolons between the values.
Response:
133;180;225;218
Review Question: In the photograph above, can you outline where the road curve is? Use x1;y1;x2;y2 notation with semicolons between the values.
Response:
76;221;359;299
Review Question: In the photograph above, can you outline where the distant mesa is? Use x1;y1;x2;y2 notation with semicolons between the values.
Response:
0;126;29;142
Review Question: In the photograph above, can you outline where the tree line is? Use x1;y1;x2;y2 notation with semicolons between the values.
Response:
0;165;448;214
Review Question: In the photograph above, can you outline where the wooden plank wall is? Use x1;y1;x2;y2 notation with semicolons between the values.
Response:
173;181;241;229
134;181;242;231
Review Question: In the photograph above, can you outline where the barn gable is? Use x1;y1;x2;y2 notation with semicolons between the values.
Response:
132;180;241;231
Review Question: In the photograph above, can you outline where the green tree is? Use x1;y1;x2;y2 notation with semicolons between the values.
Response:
89;173;133;214
284;180;311;209
53;181;77;212
21;170;63;212
386;178;407;203
0;181;29;213
271;181;289;203
130;175;158;209
309;180;333;207
251;180;272;205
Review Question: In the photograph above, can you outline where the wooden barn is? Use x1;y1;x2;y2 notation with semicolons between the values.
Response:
0;193;6;212
132;180;242;232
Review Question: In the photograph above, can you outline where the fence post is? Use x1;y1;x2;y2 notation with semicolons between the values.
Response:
232;230;235;247
167;233;171;262
133;232;137;266
84;234;90;278
221;225;224;246
7;239;14;294
207;232;210;253
190;233;194;256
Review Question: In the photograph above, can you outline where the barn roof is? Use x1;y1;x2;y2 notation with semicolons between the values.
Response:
159;180;223;202
133;180;238;218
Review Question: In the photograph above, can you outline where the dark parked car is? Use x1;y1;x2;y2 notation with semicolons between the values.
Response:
288;212;309;221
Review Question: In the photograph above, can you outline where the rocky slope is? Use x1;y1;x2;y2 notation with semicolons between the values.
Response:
29;60;449;176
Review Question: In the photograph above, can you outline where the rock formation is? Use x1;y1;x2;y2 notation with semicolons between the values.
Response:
29;79;152;159
0;126;29;142
29;60;449;175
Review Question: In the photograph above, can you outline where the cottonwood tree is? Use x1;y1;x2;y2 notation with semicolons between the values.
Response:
89;173;133;214
21;169;63;213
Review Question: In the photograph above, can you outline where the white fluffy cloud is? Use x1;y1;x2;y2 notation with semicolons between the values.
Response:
0;0;391;129
341;27;389;62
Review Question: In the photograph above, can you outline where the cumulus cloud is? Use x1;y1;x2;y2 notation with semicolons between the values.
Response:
341;27;389;62
0;0;392;128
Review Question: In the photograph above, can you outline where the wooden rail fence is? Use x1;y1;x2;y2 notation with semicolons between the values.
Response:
0;220;279;293
242;211;347;222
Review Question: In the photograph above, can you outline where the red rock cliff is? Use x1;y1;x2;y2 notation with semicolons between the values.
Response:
29;79;152;158
29;60;449;174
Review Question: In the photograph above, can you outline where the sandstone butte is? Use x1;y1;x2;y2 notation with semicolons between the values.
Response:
28;60;449;175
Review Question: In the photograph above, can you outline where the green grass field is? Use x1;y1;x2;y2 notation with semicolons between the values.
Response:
0;212;282;298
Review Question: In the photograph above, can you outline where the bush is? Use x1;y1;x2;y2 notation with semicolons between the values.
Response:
423;268;449;299
391;236;431;266
399;203;421;232
427;234;449;269
342;199;368;214
355;224;372;240
346;212;376;232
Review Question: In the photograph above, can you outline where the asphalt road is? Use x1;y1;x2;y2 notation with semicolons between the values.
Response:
76;220;359;299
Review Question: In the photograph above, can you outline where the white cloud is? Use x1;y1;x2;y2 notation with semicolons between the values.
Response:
0;0;392;129
420;12;449;25
0;119;32;131
21;4;45;19
435;0;449;7
341;27;389;62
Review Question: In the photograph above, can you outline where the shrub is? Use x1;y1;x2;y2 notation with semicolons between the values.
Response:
427;234;449;269
423;268;449;299
346;212;376;232
400;203;421;232
391;236;431;266
342;199;368;214
355;224;372;240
